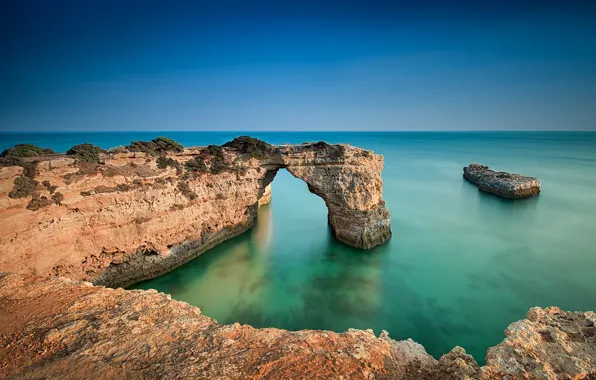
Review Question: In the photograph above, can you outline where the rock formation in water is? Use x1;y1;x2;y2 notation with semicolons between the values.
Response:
463;164;541;199
0;138;390;288
1;138;593;379
1;273;594;379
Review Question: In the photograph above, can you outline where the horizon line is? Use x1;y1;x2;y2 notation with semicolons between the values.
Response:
1;130;595;134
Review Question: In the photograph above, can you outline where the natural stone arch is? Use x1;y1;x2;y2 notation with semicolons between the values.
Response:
0;139;391;288
261;142;391;249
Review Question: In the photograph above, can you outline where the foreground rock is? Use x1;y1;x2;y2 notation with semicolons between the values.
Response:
481;306;596;379
1;273;595;380
0;139;390;288
463;164;541;199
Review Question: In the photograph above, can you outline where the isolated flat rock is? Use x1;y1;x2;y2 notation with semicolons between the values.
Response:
463;164;540;199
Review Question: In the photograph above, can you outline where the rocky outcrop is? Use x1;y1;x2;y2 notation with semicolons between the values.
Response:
1;273;595;379
278;143;391;249
463;164;541;199
480;306;596;379
0;140;390;288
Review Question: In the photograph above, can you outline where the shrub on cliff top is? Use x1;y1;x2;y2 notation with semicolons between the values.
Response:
26;193;53;211
51;192;64;205
185;156;208;173
42;180;58;194
8;175;38;199
201;144;225;158
66;143;105;163
0;157;38;178
310;141;346;159
222;136;273;158
156;156;181;170
153;137;184;152
1;144;57;158
127;137;184;156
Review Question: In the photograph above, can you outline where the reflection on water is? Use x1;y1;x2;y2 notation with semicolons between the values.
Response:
131;133;596;364
132;170;387;333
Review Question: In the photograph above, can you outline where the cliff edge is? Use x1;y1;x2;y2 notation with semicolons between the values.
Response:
0;138;390;288
1;273;594;379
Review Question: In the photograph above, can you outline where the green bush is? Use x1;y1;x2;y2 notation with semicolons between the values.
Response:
222;136;273;158
310;141;345;159
66;143;105;163
26;194;53;211
52;192;64;205
42;180;58;194
185;157;208;173
0;157;39;178
202;144;224;158
1;144;56;158
8;176;38;199
152;137;184;152
177;181;197;200
127;137;184;156
156;156;181;170
210;155;227;174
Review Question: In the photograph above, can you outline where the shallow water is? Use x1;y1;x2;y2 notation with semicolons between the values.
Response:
4;131;596;363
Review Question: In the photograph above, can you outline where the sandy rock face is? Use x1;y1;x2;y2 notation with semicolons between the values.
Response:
1;274;594;380
463;164;541;199
0;273;434;380
0;142;390;288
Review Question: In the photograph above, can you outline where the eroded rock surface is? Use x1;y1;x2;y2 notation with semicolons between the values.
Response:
0;273;433;380
1;274;594;379
0;141;390;288
279;143;391;249
481;307;596;379
463;164;541;199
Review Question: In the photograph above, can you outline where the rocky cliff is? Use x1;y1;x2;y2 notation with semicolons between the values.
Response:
0;139;390;288
1;273;594;379
1;138;594;379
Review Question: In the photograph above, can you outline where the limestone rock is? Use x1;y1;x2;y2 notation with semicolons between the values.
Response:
0;141;390;288
463;164;540;199
1;274;595;379
481;307;596;379
0;273;431;380
258;183;272;205
280;143;391;249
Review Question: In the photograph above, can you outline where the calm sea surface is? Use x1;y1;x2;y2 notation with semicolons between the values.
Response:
3;131;596;363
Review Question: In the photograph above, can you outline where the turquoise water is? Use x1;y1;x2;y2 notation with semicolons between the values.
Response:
3;131;596;363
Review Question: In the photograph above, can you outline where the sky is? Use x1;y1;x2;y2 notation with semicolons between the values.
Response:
1;0;596;132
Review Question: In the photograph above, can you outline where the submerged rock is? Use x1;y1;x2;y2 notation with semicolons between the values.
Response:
0;273;594;379
463;164;540;199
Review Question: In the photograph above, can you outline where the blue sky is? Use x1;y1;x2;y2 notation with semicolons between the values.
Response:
1;1;595;131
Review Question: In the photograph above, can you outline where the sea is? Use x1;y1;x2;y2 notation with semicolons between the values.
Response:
2;131;596;363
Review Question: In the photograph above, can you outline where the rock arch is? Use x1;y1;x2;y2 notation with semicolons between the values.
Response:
0;140;391;287
260;142;391;249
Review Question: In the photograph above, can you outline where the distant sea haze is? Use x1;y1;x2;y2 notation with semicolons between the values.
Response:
4;131;596;363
